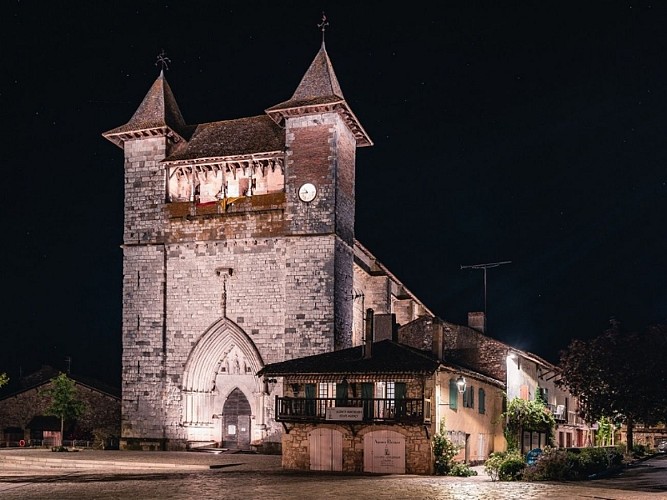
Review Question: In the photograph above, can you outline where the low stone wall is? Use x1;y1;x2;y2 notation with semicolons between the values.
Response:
282;423;433;474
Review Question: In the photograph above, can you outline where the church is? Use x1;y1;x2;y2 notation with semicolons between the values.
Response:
102;39;432;451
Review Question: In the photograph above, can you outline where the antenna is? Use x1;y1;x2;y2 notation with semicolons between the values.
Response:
460;261;512;330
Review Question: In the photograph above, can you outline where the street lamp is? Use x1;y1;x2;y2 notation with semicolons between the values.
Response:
456;376;467;394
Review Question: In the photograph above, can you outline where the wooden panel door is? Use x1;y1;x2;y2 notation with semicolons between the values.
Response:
309;428;342;471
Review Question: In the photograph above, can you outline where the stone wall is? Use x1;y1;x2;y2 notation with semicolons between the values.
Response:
0;381;120;444
281;423;433;474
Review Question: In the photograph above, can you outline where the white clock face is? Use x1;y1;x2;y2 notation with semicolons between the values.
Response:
298;183;317;202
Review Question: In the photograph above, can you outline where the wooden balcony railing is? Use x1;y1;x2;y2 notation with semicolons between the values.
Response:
275;396;428;424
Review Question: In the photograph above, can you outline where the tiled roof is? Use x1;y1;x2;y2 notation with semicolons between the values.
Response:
266;43;372;147
102;71;188;144
257;340;440;377
164;115;285;162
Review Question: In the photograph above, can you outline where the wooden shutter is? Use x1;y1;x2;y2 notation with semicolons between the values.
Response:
449;379;458;409
478;388;486;414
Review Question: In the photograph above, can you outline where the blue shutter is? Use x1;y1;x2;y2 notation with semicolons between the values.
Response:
449;379;458;409
479;388;486;414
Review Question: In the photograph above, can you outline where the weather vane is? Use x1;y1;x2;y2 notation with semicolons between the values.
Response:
155;49;171;71
317;12;329;42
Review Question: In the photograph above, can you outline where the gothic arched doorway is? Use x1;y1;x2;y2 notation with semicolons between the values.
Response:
222;388;252;450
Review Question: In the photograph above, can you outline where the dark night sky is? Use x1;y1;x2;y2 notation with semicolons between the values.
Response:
2;1;666;387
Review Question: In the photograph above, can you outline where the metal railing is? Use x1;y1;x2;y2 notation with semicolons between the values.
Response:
275;396;425;424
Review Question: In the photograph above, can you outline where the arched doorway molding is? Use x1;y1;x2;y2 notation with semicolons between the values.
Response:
183;318;264;392
181;318;264;438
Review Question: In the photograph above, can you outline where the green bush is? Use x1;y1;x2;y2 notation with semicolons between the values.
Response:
449;462;478;477
523;447;572;481
524;446;625;481
432;418;461;475
484;451;525;481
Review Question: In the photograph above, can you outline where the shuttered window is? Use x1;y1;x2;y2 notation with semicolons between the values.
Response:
479;388;486;414
449;379;458;409
463;386;475;409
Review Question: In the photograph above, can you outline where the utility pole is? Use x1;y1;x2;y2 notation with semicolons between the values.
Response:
460;261;511;331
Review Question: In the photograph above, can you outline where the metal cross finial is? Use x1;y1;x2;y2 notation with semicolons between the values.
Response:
155;49;171;71
318;12;329;42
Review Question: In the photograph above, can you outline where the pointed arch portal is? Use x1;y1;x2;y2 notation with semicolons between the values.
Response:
181;319;264;435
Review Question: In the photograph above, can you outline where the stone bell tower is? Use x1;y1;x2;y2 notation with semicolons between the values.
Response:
103;40;372;450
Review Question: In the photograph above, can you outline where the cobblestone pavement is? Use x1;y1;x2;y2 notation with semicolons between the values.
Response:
0;450;665;499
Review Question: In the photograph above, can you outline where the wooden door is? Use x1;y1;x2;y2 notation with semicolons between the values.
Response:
309;428;342;471
221;388;251;450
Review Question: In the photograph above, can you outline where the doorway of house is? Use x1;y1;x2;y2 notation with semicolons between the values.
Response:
222;388;251;450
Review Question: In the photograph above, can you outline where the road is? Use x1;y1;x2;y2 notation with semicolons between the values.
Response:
0;450;664;499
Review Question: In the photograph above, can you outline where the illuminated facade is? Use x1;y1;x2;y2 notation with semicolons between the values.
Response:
103;41;429;451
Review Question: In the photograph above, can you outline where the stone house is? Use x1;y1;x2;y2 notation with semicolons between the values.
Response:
258;332;505;474
0;366;120;448
399;313;593;452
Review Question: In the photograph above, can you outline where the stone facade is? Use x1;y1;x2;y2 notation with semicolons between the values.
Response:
104;43;430;451
0;372;120;447
276;364;505;474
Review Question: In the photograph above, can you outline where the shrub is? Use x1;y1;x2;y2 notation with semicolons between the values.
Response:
432;418;461;475
449;462;478;477
524;446;625;481
484;451;525;481
523;447;572;481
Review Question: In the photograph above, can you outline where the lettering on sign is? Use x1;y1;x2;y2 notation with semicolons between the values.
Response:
364;431;406;474
325;407;364;421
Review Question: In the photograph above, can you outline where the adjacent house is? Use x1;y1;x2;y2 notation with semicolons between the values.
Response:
399;313;593;453
258;311;505;474
0;366;120;448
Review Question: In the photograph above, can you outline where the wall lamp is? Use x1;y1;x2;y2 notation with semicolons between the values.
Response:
456;376;467;394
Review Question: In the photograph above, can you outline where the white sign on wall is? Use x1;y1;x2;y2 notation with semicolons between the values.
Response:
363;430;406;474
325;407;364;421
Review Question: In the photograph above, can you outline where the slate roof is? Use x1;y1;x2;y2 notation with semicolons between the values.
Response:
257;340;440;377
266;42;372;147
104;42;371;157
164;115;285;163
103;70;189;147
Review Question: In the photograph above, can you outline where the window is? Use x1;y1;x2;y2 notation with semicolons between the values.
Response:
463;385;475;409
319;382;335;414
478;388;486;414
536;387;548;404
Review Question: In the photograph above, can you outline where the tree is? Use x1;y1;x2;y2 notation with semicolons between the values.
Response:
558;321;667;452
42;373;86;447
0;372;8;388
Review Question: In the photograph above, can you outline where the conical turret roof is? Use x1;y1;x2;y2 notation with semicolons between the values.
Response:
266;43;372;147
102;71;189;148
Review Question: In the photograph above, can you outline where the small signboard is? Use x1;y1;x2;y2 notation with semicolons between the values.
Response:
325;407;364;421
526;448;542;465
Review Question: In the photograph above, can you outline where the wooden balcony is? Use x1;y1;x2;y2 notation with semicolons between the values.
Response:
275;396;429;424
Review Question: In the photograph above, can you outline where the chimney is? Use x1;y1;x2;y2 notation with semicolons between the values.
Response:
432;322;444;359
468;311;485;333
373;313;396;342
363;308;374;359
